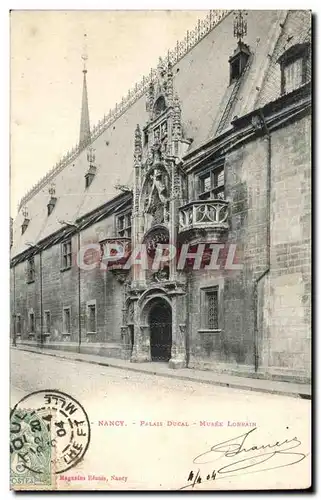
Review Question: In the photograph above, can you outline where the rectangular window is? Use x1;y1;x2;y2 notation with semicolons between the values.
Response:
198;164;225;200
27;257;35;283
117;212;132;238
61;240;72;269
29;312;35;333
215;169;224;188
63;307;71;333
153;121;167;142
44;311;51;333
199;173;211;196
200;287;220;331
16;314;21;335
87;304;96;333
206;289;219;330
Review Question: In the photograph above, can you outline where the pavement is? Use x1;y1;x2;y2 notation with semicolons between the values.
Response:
12;344;311;399
10;349;311;490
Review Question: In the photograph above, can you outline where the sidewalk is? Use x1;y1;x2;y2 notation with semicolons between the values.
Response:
12;345;311;399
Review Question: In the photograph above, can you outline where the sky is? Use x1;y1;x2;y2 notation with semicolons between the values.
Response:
10;10;205;215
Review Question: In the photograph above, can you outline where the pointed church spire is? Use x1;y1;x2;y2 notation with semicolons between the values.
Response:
79;34;90;147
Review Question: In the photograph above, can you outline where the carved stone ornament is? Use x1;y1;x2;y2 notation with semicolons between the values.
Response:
141;164;171;228
110;268;129;284
144;227;169;255
152;266;170;282
146;58;174;120
134;124;142;165
127;301;134;323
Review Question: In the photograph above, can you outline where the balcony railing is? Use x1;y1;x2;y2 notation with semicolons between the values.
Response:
178;200;229;235
100;237;131;270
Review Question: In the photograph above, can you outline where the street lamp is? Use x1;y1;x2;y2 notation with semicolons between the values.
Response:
59;220;81;353
26;242;43;348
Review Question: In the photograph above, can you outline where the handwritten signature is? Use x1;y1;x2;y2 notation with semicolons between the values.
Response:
180;427;308;489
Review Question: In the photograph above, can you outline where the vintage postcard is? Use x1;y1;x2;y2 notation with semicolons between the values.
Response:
10;9;312;491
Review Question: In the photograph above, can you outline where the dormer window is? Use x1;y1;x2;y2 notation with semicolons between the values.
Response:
278;43;310;95
21;207;29;235
85;147;96;188
47;183;57;216
229;41;250;85
21;218;30;234
85;173;93;188
47;197;57;216
85;165;97;188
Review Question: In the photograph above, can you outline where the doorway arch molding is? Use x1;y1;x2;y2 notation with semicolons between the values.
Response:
138;287;172;325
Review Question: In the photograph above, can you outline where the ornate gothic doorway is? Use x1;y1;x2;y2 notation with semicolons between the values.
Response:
148;300;172;362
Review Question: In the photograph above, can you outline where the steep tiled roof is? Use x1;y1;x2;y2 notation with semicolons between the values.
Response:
11;10;311;259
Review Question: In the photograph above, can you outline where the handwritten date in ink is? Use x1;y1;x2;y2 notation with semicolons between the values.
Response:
187;469;217;488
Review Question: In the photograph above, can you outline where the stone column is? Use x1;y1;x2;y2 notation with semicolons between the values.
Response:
169;165;178;283
132;211;146;287
169;294;187;369
141;325;151;360
120;326;131;360
131;325;151;362
130;300;150;363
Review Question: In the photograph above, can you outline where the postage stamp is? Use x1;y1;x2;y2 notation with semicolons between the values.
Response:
10;407;52;488
10;389;91;490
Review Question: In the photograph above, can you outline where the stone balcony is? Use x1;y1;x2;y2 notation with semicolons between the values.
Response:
100;237;131;281
178;199;229;242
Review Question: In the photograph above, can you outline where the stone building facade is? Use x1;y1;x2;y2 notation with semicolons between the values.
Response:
10;10;311;383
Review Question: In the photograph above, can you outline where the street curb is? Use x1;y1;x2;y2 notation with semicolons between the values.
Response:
13;347;311;400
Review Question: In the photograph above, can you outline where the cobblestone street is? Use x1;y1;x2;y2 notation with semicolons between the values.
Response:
11;349;311;490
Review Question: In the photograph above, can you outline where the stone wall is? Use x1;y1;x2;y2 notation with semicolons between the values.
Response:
261;115;311;382
12;214;124;358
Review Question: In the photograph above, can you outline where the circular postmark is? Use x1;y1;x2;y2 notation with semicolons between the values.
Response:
10;390;91;477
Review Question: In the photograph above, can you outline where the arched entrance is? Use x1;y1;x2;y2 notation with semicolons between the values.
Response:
148;299;172;362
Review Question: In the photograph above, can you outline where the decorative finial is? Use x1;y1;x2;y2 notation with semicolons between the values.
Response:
233;10;248;43
173;94;181;116
48;182;56;196
22;206;28;218
135;124;141;144
157;56;165;77
87;146;96;164
81;33;88;72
